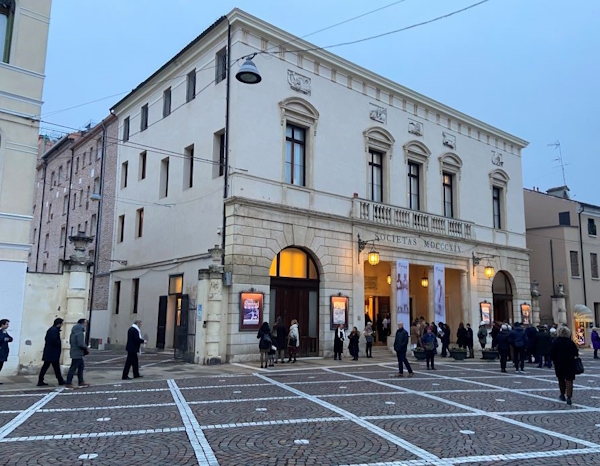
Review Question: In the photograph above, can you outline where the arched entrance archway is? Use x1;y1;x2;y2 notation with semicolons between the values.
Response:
269;247;320;356
492;271;513;323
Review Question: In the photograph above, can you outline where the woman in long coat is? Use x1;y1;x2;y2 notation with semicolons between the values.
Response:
591;327;600;359
333;324;345;360
257;322;273;369
287;319;300;363
550;326;579;405
348;327;360;361
456;322;468;349
273;316;287;364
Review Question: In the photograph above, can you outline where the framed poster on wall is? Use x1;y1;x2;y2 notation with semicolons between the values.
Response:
480;301;491;325
330;295;348;330
239;291;263;331
520;303;531;325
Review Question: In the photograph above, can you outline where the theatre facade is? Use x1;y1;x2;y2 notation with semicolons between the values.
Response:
107;10;531;363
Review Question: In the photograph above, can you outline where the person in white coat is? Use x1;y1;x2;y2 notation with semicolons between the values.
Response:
287;319;300;363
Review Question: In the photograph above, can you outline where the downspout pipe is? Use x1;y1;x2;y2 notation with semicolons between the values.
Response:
35;161;47;272
86;123;107;345
221;19;231;264
63;147;75;267
578;206;587;306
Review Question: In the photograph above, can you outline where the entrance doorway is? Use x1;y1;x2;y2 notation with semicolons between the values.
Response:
269;248;319;356
492;271;513;323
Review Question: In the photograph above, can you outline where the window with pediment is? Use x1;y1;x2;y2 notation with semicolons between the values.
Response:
439;153;462;218
403;141;431;211
364;127;394;204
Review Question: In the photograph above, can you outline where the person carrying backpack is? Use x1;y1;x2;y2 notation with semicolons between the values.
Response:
257;322;273;369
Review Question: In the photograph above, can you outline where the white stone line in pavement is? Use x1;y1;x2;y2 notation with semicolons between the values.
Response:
58;388;170;396
168;379;219;466
141;359;177;368
255;373;442;464
325;368;600;449
0;410;22;414
200;417;345;430
0;427;186;443
0;393;45;398
286;379;364;385
38;402;178;413
317;391;410;399
179;383;271;390
187;396;300;405
0;389;62;440
86;355;125;365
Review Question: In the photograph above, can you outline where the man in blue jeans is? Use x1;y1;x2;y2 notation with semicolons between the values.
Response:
394;322;414;377
65;319;89;389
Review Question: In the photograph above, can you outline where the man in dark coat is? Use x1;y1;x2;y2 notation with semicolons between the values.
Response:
273;316;287;363
509;322;528;373
0;319;13;383
466;323;474;358
37;318;66;387
122;320;145;380
65;319;89;388
536;326;552;368
393;322;414;377
525;324;538;363
496;324;511;372
491;322;501;348
550;326;579;405
440;323;450;357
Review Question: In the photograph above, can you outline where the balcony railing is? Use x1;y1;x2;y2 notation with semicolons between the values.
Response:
355;198;474;239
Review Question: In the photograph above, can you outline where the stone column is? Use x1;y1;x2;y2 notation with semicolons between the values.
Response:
551;282;567;325
531;280;541;326
61;234;93;368
197;245;224;365
460;270;470;325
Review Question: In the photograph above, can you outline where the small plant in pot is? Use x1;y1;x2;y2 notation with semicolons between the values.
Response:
412;347;426;360
481;348;499;360
449;347;467;361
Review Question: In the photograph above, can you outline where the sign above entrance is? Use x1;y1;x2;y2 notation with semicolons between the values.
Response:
372;234;463;254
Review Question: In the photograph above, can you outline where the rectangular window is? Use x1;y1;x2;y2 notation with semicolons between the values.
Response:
73;193;77;210
96;139;102;160
212;132;225;178
91;214;97;236
186;69;196;102
50;171;56;187
114;281;121;314
118;215;125;243
163;88;171;117
136;208;144;238
123;117;130;142
591;253;599;279
139;151;147;180
70;226;74;236
408;162;420;210
559;211;571;226
169;274;183;294
588;218;597;236
285;124;306;186
83;151;87;166
86;186;90;210
60;226;66;247
215;48;227;83
121;161;128;189
183;144;194;189
66;160;71;175
160;157;169;198
570;251;580;277
492;186;502;229
93;177;100;195
140;104;148;131
77;223;81;234
84;220;88;235
367;149;383;203
443;172;454;218
132;278;140;314
58;166;63;183
76;157;80;173
1;4;15;63
79;191;82;207
44;233;49;251
63;195;68;215
48;203;53;221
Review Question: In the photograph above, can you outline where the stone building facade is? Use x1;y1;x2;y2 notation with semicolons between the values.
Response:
107;9;531;362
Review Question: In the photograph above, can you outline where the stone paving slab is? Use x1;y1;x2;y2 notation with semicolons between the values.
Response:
175;374;262;387
527;388;600;407
180;383;291;402
42;389;175;410
203;420;419;465
507;411;600;445
0;432;197;465
8;405;183;437
435;389;575;412
0;396;42;412
370;416;586;459
267;371;358;383
292;380;404;396
385;378;485;392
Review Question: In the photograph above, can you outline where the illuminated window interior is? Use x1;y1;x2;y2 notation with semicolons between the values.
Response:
169;275;183;294
269;248;318;279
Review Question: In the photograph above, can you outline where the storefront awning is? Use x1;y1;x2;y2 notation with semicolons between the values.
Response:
573;304;594;322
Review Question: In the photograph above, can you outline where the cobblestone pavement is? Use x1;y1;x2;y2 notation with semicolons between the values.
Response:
1;350;600;465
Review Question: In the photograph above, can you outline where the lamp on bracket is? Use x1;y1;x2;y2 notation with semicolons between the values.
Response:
357;233;380;266
472;252;496;278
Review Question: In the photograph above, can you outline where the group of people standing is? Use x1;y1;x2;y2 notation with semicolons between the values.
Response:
257;317;300;367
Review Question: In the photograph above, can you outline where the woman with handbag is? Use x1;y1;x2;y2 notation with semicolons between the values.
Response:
287;319;300;363
549;326;579;405
421;326;438;370
257;322;273;369
348;327;360;361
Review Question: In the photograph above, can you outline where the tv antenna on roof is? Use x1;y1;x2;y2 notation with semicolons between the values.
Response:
547;140;567;187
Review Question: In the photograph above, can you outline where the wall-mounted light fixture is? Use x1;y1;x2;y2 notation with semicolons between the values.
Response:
472;252;495;278
387;274;392;285
357;234;379;266
421;272;429;288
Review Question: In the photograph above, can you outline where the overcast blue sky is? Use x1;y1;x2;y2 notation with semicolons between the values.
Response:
41;0;599;204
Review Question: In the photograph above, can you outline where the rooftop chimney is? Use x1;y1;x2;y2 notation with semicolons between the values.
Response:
546;186;570;199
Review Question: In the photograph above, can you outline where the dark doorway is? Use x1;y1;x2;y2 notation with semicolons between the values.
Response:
269;248;319;356
493;271;513;323
157;295;167;349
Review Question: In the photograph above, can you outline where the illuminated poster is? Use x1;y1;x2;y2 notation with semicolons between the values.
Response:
239;292;263;330
480;301;491;325
330;295;348;329
396;260;410;329
577;326;585;346
520;303;531;325
434;263;446;324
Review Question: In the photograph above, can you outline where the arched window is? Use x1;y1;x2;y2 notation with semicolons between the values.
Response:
269;247;318;279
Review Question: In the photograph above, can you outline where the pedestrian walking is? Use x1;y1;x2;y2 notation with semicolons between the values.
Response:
348;326;360;361
477;323;488;352
491;321;500;349
333;324;345;360
410;320;419;351
456;322;468;350
376;314;384;343
0;319;12;383
65;319;89;388
466;323;474;358
257;321;273;369
496;324;510;372
364;323;374;358
525;324;538;363
536;325;552;368
287;319;299;363
439;322;450;357
383;314;390;338
122;320;145;380
37;318;66;387
591;327;600;359
422;326;438;370
550;326;579;405
394;323;414;377
509;322;528;373
273;316;287;363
